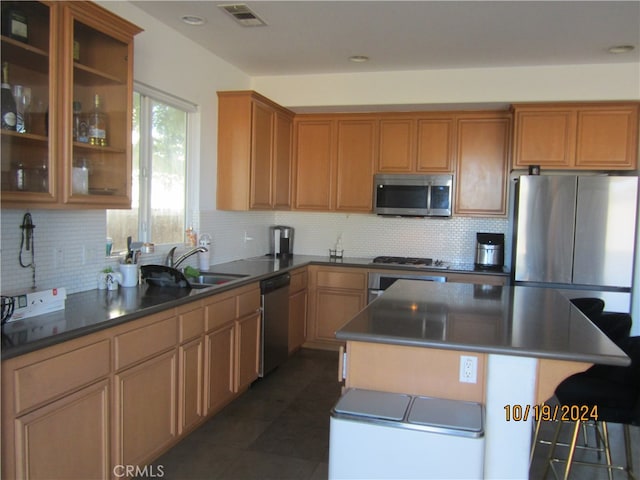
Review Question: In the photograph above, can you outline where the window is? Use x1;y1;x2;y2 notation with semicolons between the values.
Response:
107;83;196;252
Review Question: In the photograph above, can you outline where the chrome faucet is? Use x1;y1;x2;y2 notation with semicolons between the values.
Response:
165;246;208;269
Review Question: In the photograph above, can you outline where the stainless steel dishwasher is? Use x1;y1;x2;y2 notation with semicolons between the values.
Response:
260;273;290;376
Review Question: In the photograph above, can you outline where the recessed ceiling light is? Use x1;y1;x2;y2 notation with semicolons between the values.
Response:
181;15;206;26
349;55;370;63
608;45;635;54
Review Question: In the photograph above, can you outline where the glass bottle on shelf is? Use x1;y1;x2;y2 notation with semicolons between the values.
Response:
13;161;26;190
73;101;81;141
88;94;107;146
38;161;48;192
13;84;30;133
1;62;17;131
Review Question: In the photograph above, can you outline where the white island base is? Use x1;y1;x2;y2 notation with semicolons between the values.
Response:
339;342;591;479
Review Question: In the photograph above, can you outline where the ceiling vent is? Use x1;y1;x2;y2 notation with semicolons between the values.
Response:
218;4;267;27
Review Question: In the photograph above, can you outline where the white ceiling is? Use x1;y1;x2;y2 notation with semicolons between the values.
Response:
130;1;640;76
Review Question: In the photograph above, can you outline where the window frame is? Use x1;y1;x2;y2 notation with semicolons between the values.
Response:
131;82;199;245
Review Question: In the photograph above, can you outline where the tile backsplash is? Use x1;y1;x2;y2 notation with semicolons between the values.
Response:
1;208;508;295
274;211;509;262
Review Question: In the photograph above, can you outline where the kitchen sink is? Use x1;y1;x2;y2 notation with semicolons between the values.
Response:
188;272;248;287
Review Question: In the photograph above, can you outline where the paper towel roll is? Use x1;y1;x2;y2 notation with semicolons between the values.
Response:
198;234;212;270
198;250;210;271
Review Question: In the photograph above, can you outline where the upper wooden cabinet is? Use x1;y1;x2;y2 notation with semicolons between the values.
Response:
1;1;141;209
512;102;639;170
454;112;511;217
377;113;454;173
217;91;294;211
294;115;377;212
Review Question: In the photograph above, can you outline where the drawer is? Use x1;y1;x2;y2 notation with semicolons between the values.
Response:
237;286;260;318
114;315;177;371
205;294;236;331
290;269;308;293
177;302;204;343
317;269;367;290
14;339;110;414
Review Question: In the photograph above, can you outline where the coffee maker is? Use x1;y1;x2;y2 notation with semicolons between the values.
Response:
474;232;504;270
269;226;294;257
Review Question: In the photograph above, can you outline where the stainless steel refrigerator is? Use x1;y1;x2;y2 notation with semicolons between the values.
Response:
512;175;638;312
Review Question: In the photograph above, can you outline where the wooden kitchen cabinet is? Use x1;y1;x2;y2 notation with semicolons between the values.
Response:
288;267;308;353
378;117;415;172
177;302;205;435
217;91;294;211
113;312;178;467
454;112;511;217
234;284;261;391
235;309;261;391
306;265;367;349
115;349;177;467
377;113;454;173
1;1;141;209
15;380;111;480
416;116;455;172
293;117;334;210
512;102;639;170
203;282;261;413
1;333;112;480
335;118;377;211
294;115;376;212
204;323;235;414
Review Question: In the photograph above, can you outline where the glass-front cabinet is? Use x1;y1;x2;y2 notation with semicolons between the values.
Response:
1;1;54;202
1;1;141;209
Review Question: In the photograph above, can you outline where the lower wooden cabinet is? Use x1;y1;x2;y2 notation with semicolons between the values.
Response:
178;336;204;435
15;380;110;480
1;281;263;480
203;282;261;414
306;266;367;349
235;311;261;392
288;268;308;353
177;302;205;435
205;323;235;414
115;349;178;467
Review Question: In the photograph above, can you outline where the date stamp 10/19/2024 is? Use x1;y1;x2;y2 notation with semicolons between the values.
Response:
504;404;599;422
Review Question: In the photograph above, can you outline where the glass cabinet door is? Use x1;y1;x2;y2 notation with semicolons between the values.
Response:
64;4;134;207
1;1;55;202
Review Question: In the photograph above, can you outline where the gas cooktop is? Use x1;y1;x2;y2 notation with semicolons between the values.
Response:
371;256;450;269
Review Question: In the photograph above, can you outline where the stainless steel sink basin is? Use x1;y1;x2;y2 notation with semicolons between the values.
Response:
188;272;248;287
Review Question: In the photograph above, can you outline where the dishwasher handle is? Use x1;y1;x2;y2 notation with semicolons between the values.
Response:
260;273;291;294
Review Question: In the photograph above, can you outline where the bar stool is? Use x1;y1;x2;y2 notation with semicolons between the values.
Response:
570;297;604;321
545;336;640;479
531;299;626;465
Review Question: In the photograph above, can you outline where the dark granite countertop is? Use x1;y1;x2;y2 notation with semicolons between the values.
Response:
336;280;630;366
1;255;509;360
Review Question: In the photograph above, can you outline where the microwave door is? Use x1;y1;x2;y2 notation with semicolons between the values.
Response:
375;184;429;215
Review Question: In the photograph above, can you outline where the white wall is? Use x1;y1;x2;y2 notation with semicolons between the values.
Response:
252;63;640;109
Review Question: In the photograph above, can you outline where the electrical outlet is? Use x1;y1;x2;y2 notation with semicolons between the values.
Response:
459;355;478;384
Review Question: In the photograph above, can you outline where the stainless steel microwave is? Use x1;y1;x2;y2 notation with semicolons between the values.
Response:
373;174;453;217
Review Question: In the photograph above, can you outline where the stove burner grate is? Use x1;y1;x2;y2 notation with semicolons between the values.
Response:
373;256;434;266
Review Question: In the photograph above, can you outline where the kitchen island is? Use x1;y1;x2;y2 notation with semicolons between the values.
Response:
335;280;630;479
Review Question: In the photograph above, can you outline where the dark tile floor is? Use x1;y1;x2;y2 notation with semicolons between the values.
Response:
150;348;639;480
150;348;341;480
